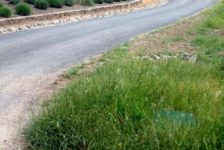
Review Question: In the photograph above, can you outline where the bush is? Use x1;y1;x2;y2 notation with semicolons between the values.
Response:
80;0;93;6
24;0;35;4
15;3;32;16
94;0;103;4
9;0;20;5
63;0;75;6
48;0;63;8
104;0;113;3
0;7;12;17
34;0;49;9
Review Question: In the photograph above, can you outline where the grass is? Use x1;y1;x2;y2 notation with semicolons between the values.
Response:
25;1;224;150
187;2;224;64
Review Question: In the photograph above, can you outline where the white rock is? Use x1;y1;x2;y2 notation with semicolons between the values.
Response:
151;54;160;60
188;55;197;62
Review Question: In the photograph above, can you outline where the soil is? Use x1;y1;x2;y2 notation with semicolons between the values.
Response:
129;14;205;55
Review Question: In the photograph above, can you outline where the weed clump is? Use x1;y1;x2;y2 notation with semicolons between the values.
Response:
34;0;49;10
63;0;75;6
0;6;12;17
15;3;32;16
48;0;63;8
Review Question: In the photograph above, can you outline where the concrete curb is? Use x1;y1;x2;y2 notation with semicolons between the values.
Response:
0;0;142;26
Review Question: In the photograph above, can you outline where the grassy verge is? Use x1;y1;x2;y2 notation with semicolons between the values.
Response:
25;1;224;150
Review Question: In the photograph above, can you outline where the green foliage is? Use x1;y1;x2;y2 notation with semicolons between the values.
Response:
48;0;63;8
79;0;94;6
0;6;12;17
25;46;224;149
9;0;20;5
218;58;224;78
24;0;35;4
192;35;224;62
63;0;75;6
206;16;224;29
191;29;224;64
34;0;49;10
104;0;113;3
94;0;103;4
204;4;224;29
15;3;32;16
25;1;224;150
189;3;224;64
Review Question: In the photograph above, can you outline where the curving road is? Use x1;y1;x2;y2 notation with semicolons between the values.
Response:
0;0;216;148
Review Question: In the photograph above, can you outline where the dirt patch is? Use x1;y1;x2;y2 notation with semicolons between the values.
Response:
0;74;56;149
129;14;205;55
218;51;224;57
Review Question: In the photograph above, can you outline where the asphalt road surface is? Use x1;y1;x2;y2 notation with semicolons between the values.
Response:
0;0;216;148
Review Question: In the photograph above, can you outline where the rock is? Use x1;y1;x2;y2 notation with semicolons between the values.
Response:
160;54;171;60
182;52;191;60
151;54;160;60
140;55;147;59
188;55;197;62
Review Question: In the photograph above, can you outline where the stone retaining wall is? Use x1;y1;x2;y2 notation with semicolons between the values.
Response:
0;0;142;27
0;0;167;34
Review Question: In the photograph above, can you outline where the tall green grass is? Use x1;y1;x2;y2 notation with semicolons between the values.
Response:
204;3;224;29
191;1;224;64
25;47;224;149
25;2;224;150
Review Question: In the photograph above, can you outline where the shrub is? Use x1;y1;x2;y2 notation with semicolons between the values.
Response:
94;0;103;4
79;0;93;6
15;3;32;16
63;0;75;6
0;7;12;17
104;0;113;3
9;0;20;5
34;0;49;9
48;0;63;8
24;0;35;4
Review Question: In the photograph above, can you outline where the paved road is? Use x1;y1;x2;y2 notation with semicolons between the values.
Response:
0;0;216;148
